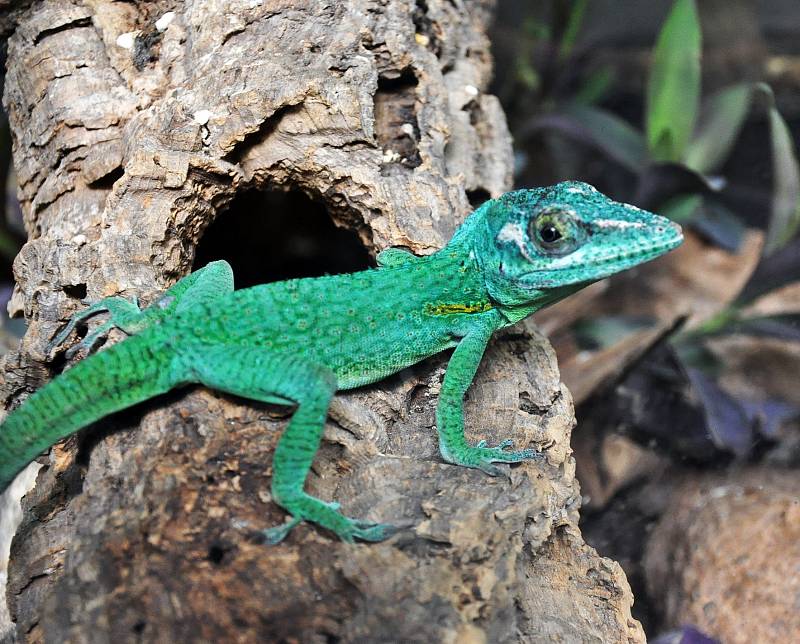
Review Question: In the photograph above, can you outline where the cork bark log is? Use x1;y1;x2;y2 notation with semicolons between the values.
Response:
0;1;643;642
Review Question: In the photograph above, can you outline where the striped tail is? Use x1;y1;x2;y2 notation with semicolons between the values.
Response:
0;329;177;493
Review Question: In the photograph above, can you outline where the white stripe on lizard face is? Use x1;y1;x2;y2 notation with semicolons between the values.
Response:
593;219;646;229
496;222;534;260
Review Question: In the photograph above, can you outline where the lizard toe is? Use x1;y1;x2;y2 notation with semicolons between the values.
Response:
350;521;398;542
448;441;544;476
476;461;506;477
261;516;302;545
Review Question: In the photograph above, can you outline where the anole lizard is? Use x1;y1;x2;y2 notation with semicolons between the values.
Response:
0;182;682;542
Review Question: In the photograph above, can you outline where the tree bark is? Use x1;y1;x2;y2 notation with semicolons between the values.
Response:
0;1;643;642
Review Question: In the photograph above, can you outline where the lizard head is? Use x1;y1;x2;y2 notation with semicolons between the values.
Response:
468;181;683;308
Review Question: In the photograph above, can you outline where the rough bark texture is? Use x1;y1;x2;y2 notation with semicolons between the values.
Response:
1;1;643;641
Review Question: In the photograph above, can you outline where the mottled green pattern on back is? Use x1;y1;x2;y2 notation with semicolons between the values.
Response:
0;182;682;542
172;250;491;388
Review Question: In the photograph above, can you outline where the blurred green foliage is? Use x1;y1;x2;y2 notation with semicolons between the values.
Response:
514;0;800;458
521;0;800;256
646;0;702;163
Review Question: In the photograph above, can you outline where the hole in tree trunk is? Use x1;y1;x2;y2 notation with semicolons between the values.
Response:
193;189;372;288
374;68;421;169
62;283;87;300
207;544;226;565
466;188;491;208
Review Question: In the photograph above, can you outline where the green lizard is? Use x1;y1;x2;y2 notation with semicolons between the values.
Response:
0;181;682;543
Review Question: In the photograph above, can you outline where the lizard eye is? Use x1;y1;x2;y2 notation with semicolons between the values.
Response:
528;206;582;256
538;223;562;245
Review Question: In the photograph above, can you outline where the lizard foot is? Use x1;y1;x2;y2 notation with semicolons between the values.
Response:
264;492;396;544
63;320;115;359
449;439;543;477
48;296;144;357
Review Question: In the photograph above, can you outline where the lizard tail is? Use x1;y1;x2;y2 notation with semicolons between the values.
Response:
0;329;176;493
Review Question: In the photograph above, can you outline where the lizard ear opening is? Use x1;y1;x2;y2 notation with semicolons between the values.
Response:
193;188;372;288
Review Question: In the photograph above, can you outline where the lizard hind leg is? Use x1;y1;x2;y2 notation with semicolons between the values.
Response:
185;346;396;544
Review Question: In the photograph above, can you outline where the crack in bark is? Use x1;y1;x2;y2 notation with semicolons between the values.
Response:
31;16;91;45
221;102;306;165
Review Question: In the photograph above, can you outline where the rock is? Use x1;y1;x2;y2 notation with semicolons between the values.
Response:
644;468;800;643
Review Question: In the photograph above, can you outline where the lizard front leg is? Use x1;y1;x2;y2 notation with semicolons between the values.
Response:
436;319;543;476
183;346;396;544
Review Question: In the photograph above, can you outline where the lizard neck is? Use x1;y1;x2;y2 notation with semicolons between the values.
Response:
414;234;581;327
427;228;563;327
493;282;586;326
411;245;494;316
402;230;585;328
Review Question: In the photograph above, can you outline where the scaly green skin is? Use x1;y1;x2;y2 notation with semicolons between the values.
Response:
0;182;682;543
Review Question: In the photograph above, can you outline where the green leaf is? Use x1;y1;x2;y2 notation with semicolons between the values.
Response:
516;58;541;92
523;16;550;40
558;0;589;61
658;193;703;223
646;0;702;162
692;307;739;336
684;84;752;173
762;87;800;255
573;65;615;106
563;103;648;172
686;308;800;344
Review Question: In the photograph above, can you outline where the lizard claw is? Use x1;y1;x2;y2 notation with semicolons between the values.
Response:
264;493;397;545
62;321;115;359
475;438;515;452
64;344;82;361
477;461;506;477
445;438;544;476
48;296;145;358
349;521;398;542
262;516;302;545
